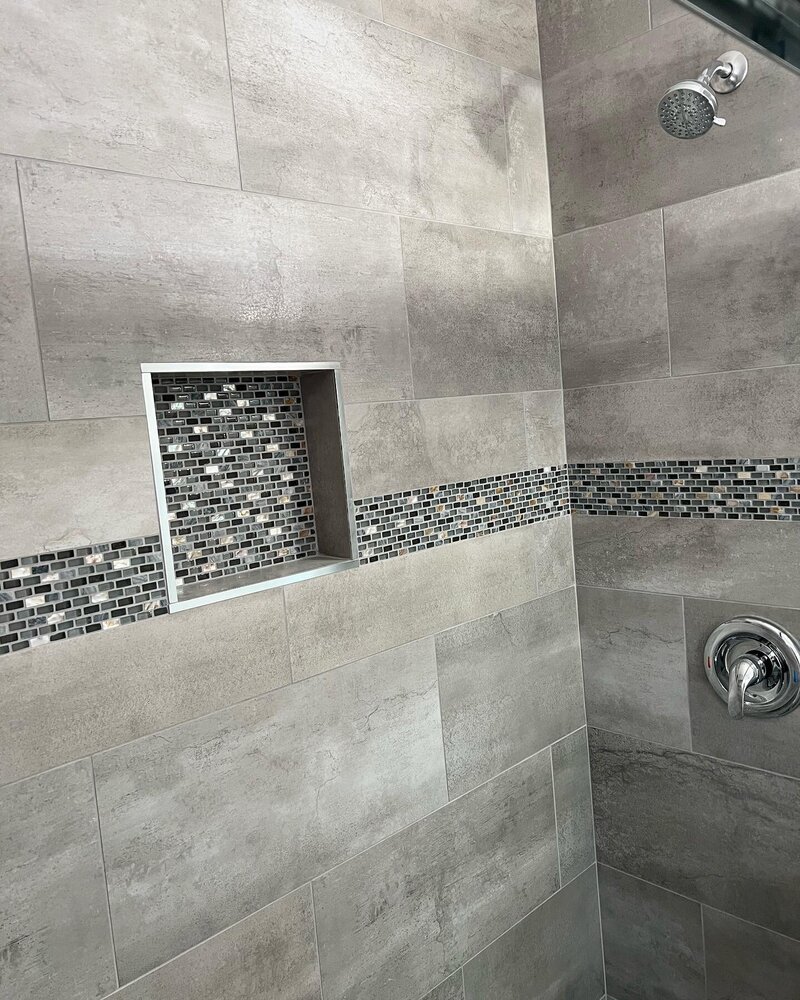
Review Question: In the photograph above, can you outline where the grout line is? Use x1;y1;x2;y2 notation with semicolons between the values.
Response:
219;0;244;191
499;70;515;232
573;581;800;615
563;357;800;394
699;903;709;999
679;596;693;752
90;758;121;991
396;216;418;399
431;641;454;801
549;745;564;886
660;207;673;377
309;881;326;1000
594;863;609;1000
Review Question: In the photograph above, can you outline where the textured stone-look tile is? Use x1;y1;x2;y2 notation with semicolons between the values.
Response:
555;211;669;388
552;728;595;883
650;0;686;25
578;588;690;748
502;71;550;235
590;728;800;939
436;588;584;797
545;16;800;234
113;888;320;1000
0;158;46;423
525;390;566;467
666;171;800;375
19;160;410;419
286;525;538;679
565;367;800;461
0;417;157;560
383;0;539;76
0;761;115;1000
462;866;604;1000
420;973;465;1000
599;865;705;1000
536;0;650;77
685;599;800;779
0;589;289;786
226;0;510;228
314;751;559;1000
330;0;382;14
346;394;527;498
0;0;237;185
401;220;558;398
573;513;800;608
533;514;574;596
95;638;447;983
704;907;800;1000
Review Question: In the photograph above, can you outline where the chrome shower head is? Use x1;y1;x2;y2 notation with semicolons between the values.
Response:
658;50;748;139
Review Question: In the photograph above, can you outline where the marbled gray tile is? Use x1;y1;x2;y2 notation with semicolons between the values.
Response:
436;588;584;797
94;638;448;983
314;751;559;1000
704;906;800;1000
578;587;690;748
524;390;566;467
420;973;465;1000
462;866;604;1000
685;598;800;778
650;0;686;25
666;170;800;375
536;0;650;77
555;211;669;388
0;760;115;1000
0;588;290;786
589;728;800;939
226;0;510;228
503;71;551;235
111;888;320;1000
552;728;595;883
330;0;382;14
0;157;46;423
573;513;800;608
545;15;800;234
0;417;157;560
19;160;411;419
534;514;575;596
401;220;558;398
346;394;528;498
286;525;538;680
0;0;238;186
599;865;705;1000
565;367;800;462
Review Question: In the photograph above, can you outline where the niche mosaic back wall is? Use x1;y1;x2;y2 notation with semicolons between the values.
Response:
0;2;602;1000
538;0;800;996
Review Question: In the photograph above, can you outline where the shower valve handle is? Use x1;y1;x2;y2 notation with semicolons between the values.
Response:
727;656;761;719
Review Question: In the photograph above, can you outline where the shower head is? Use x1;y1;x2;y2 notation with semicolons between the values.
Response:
658;50;748;139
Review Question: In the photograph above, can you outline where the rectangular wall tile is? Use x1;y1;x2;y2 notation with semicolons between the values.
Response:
313;751;559;1000
0;588;290;786
650;0;686;26
285;525;538;680
225;0;510;229
704;907;800;1000
401;220;558;398
665;170;800;375
436;588;584;797
19;160;411;419
0;0;238;186
533;514;574;596
0;417;157;560
462;866;604;1000
524;389;566;467
0;760;115;1000
94;638;448;984
589;728;800;939
536;0;650;78
502;71;551;235
552;728;595;883
421;973;465;1000
577;587;690;749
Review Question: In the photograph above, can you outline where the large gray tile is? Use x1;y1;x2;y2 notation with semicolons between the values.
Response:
313;751;559;1000
346;394;528;498
552;728;595;883
0;588;290;786
286;524;538;680
0;157;46;423
19;160;411;419
524;390;566;467
685;598;800;779
0;0;238;186
330;0;382;14
226;0;510;228
436;588;584;797
536;0;650;77
0;418;157;560
420;973;465;1000
565;367;800;462
503;71;551;235
462;866;604;1000
650;0;686;26
401;220;558;398
556;211;669;388
95;638;447;983
0;760;115;1000
533;514;575;596
577;587;690;748
704;907;800;1000
599;865;705;1000
573;513;800;607
589;727;800;939
666;170;800;375
112;888;320;1000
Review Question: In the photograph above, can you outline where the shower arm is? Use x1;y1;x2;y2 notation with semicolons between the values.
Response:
698;59;733;89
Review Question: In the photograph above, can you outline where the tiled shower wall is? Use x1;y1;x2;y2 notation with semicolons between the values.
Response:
540;0;800;996
0;3;602;1000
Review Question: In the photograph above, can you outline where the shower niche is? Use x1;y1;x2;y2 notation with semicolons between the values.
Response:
142;362;358;613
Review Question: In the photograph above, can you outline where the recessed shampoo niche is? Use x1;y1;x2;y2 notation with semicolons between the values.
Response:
142;362;357;612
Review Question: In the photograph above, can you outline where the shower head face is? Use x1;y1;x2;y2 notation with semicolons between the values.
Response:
658;81;718;138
